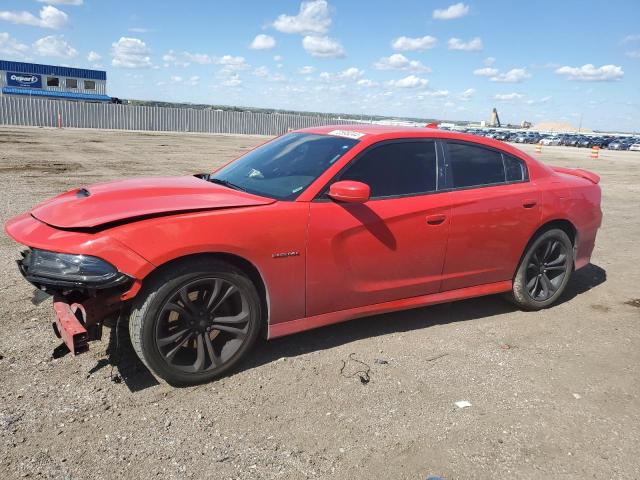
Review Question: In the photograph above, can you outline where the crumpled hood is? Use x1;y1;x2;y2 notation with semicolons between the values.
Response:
31;175;275;229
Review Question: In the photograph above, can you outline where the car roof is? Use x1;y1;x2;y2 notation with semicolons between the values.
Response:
298;124;515;146
296;124;554;178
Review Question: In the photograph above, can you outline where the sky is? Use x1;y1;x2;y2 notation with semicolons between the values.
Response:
0;0;638;131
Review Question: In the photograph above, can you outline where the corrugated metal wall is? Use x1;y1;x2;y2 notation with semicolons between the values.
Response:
0;96;358;135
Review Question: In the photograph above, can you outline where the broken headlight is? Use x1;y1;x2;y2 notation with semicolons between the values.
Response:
19;249;131;289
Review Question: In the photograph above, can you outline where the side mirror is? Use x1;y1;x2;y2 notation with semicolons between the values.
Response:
327;180;370;204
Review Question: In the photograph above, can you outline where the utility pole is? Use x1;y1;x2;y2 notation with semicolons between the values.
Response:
578;113;583;133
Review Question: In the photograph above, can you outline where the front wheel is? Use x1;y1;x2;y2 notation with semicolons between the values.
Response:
510;228;573;310
129;259;262;385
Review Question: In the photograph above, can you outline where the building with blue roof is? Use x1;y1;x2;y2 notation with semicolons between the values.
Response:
0;60;111;103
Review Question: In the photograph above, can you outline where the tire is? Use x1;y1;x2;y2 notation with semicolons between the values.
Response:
509;228;574;310
129;258;262;385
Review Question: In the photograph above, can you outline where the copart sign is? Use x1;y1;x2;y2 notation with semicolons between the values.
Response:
6;72;42;88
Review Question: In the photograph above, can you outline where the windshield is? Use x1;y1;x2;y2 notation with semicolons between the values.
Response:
210;133;359;200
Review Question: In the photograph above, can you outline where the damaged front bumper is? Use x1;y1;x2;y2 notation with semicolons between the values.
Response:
52;299;90;355
17;249;134;355
51;294;123;355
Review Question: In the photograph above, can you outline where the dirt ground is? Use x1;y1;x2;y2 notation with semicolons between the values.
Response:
0;125;639;480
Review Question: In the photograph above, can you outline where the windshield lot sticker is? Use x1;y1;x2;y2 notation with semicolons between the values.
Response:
327;130;366;140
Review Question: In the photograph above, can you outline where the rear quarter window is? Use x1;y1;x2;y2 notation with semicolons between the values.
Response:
503;154;529;182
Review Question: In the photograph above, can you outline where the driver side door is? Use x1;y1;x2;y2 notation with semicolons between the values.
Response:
306;140;451;317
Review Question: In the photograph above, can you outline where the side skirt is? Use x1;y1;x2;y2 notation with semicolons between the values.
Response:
267;280;513;339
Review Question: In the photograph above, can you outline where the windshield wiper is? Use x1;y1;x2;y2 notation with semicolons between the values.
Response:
208;177;247;192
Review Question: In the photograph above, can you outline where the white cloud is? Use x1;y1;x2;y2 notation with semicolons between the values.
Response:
483;56;496;66
302;35;345;58
253;66;269;78
425;89;450;97
251;66;286;82
163;50;212;67
357;78;379;87
298;65;316;74
448;37;482;51
433;2;469;20
473;67;498;77
626;50;640;59
555;64;624;81
0;6;68;29
221;73;242;87
167;75;200;86
87;51;101;62
129;27;151;33
621;34;640;44
0;32;29;57
373;53;431;72
36;0;83;5
460;88;475;100
33;35;77;58
320;67;364;82
214;55;249;72
272;0;331;35
273;55;284;62
249;34;276;50
391;35;437;51
493;93;523;101
387;75;429;88
490;68;531;83
475;67;531;82
525;95;551;105
111;37;153;68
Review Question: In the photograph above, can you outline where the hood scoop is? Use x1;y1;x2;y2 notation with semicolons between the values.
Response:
31;175;275;229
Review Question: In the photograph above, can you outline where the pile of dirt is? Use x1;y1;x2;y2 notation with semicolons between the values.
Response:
533;121;592;133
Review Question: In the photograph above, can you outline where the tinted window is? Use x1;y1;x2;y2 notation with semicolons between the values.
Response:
66;78;78;89
503;154;528;182
84;80;96;90
212;133;358;200
447;142;505;188
339;142;437;198
46;77;59;87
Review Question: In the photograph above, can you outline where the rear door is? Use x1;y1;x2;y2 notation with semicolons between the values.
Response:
306;140;451;316
440;141;541;291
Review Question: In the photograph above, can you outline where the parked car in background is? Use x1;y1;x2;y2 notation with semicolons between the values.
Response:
541;136;562;146
562;136;580;147
629;143;640;152
607;140;626;150
5;126;603;385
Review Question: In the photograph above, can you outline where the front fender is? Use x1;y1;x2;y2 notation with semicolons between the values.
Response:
109;203;309;325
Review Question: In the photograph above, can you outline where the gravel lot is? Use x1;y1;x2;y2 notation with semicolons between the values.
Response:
1;126;639;480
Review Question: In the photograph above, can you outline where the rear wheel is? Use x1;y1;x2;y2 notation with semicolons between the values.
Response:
129;259;261;385
510;228;573;310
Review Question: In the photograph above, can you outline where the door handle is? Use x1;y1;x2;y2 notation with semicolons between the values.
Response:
522;199;537;208
426;214;447;225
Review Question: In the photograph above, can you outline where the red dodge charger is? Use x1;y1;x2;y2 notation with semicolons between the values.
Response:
5;126;602;385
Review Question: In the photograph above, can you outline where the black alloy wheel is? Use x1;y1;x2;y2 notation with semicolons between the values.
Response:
524;239;569;302
509;228;574;310
129;259;261;385
155;277;251;373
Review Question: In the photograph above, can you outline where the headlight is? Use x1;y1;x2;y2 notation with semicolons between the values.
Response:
20;249;131;289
